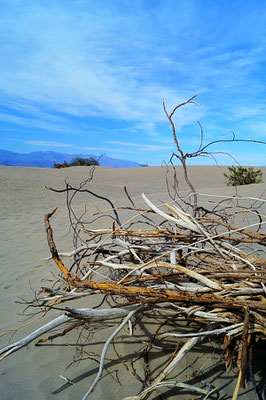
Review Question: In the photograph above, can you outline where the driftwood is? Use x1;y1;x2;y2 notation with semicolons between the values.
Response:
1;189;264;399
1;98;265;400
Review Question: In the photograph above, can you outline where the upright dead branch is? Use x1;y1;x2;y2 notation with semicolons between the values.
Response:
163;96;199;213
163;96;266;216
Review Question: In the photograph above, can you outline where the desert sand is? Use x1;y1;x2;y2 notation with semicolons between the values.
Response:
0;165;265;400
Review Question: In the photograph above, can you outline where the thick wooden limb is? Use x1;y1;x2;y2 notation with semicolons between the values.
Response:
65;305;141;320
44;208;73;280
0;306;141;360
159;322;243;339
71;278;266;311
0;315;69;360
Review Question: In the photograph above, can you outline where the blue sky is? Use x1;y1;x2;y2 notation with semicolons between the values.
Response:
0;0;266;166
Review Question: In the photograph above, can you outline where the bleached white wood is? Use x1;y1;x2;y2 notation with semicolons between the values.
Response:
159;322;243;339
0;306;141;361
141;193;200;233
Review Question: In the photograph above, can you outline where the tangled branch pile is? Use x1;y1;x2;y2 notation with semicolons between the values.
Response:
1;97;265;400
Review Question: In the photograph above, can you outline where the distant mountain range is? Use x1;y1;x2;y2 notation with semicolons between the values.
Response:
0;149;141;168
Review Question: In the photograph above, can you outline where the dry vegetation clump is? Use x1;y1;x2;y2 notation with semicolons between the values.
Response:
54;156;99;169
1;97;265;400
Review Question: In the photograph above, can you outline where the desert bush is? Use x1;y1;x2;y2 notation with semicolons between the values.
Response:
69;157;99;166
53;161;69;169
224;166;263;186
53;157;99;168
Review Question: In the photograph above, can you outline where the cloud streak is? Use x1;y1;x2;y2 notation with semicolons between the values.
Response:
27;140;72;148
105;141;173;152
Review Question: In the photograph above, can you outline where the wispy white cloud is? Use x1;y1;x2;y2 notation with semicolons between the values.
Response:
0;111;72;133
229;102;266;121
26;140;137;154
27;138;173;153
27;140;72;147
79;146;136;154
104;140;173;151
242;121;266;139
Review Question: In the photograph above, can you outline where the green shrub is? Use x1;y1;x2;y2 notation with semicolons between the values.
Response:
69;157;99;166
54;157;99;168
224;166;263;186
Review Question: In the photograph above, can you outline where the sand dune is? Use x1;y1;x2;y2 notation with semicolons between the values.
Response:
0;165;265;400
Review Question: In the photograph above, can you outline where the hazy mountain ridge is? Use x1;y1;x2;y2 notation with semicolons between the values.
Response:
0;149;141;168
